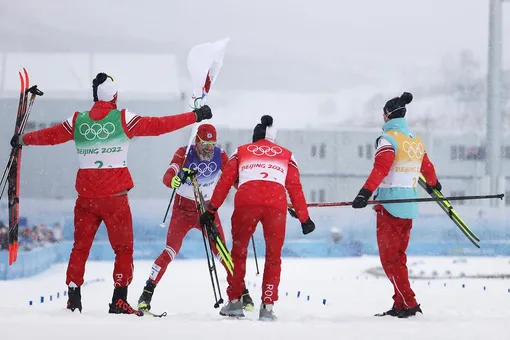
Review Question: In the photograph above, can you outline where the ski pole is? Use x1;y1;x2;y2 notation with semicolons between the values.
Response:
159;169;196;228
159;124;199;228
200;222;224;308
159;189;177;228
291;193;504;209
251;236;260;275
199;219;224;308
191;173;224;308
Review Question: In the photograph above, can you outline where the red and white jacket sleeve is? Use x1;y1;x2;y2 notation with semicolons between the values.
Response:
23;109;197;145
420;153;438;186
22;116;75;146
220;151;229;171
162;147;187;188
209;150;240;210
220;150;239;189
362;138;395;192
123;110;196;139
285;155;310;223
362;138;439;192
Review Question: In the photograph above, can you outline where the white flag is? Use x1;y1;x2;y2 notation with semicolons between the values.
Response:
187;37;230;109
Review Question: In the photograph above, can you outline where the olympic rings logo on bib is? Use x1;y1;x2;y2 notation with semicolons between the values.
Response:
402;141;424;159
79;122;116;141
189;162;218;177
247;145;283;157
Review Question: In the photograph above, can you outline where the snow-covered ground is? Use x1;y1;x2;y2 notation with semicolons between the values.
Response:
1;256;509;340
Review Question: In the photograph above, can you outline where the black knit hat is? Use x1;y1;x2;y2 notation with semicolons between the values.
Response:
383;92;413;119
253;115;276;142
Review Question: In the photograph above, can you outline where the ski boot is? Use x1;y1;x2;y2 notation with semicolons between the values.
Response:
374;307;401;317
241;288;254;311
397;304;423;318
219;299;245;318
138;280;156;311
66;286;82;313
259;303;277;321
108;286;143;316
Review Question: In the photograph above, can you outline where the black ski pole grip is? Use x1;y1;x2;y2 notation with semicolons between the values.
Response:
27;85;44;96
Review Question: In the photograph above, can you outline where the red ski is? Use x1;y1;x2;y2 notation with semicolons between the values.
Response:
0;68;43;265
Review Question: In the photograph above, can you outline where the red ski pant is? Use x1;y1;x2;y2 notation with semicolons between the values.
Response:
376;206;417;309
149;205;234;285
227;205;286;304
66;194;134;288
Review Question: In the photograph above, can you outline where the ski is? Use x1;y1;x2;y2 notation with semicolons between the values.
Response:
141;310;167;318
418;174;480;248
190;173;234;274
0;68;44;265
6;69;28;266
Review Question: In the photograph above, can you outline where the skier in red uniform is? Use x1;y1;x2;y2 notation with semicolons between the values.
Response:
199;115;315;321
137;124;254;312
351;92;440;318
9;73;213;315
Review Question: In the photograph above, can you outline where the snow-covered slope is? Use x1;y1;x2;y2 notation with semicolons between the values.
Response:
1;257;509;340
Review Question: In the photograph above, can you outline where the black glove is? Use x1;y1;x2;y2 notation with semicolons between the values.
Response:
10;134;24;148
301;218;315;235
425;180;442;194
352;188;372;209
194;105;212;122
288;208;298;219
199;208;216;227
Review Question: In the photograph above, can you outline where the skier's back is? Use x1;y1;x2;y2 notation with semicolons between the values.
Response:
10;72;213;315
200;115;315;320
351;92;439;318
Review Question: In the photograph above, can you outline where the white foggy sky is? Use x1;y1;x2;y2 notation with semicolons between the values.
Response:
0;0;509;130
2;0;509;76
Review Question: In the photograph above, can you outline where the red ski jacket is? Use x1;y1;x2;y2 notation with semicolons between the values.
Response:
209;139;310;223
22;101;196;198
162;146;229;211
362;142;438;192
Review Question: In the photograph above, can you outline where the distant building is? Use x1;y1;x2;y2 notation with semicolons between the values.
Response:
1;53;508;207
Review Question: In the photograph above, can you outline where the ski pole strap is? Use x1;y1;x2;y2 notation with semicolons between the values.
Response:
291;193;504;209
